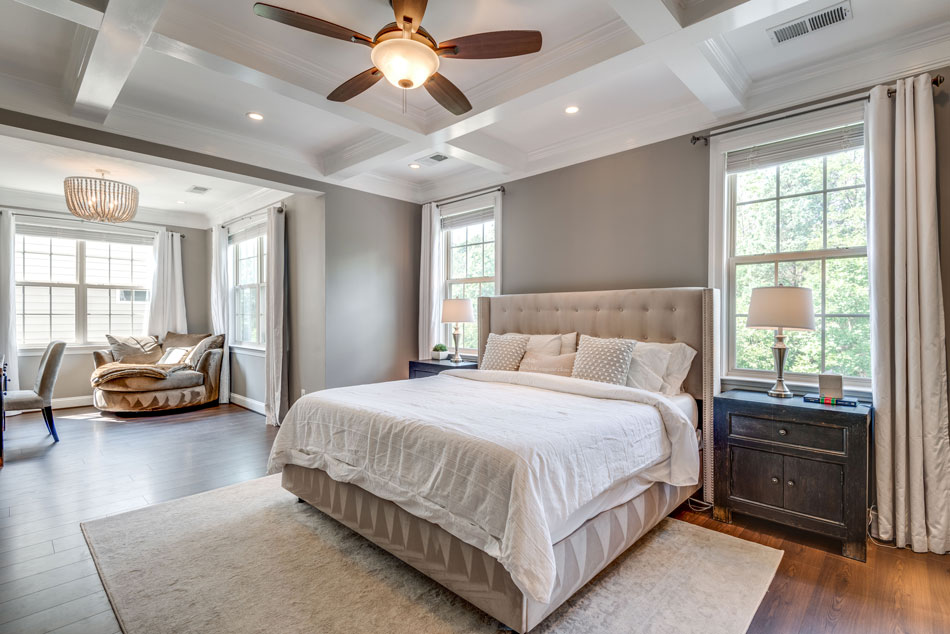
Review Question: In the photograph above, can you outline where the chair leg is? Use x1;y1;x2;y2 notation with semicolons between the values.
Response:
43;406;59;442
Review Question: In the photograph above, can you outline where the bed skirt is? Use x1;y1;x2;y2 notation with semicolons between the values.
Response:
282;463;701;632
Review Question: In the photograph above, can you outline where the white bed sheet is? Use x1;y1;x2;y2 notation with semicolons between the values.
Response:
669;392;699;429
268;370;699;604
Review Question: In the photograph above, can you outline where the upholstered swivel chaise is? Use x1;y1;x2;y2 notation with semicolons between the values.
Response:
92;334;223;414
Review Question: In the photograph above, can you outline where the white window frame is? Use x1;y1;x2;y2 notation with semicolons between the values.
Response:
708;100;871;396
229;232;267;349
439;190;502;357
15;235;153;352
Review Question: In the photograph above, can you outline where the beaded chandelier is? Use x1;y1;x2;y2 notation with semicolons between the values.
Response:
64;169;138;223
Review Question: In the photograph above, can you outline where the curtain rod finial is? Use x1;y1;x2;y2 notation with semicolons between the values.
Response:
690;135;709;146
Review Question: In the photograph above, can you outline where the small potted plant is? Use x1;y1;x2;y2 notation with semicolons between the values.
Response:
431;343;448;360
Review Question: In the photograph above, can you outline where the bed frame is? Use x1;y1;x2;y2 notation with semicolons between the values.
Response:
283;287;720;632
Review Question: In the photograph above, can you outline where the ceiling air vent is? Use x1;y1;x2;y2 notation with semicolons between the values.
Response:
186;185;211;194
414;153;450;167
768;1;852;45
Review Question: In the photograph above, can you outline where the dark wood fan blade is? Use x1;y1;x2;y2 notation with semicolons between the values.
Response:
327;68;383;102
253;3;372;46
424;73;472;115
438;31;542;59
392;0;427;32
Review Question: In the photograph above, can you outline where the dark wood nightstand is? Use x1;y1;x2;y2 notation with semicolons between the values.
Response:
713;389;872;561
409;358;477;379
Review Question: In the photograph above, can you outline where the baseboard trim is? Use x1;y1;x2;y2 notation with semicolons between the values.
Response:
230;393;265;415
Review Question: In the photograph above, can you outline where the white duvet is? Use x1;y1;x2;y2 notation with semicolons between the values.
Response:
267;370;699;604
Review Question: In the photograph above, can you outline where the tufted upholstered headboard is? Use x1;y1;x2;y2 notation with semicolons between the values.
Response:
477;287;721;501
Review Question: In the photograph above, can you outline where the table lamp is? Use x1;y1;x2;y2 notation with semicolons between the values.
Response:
746;286;816;398
441;298;475;363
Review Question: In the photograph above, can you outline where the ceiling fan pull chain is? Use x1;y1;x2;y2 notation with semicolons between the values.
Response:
402;89;407;115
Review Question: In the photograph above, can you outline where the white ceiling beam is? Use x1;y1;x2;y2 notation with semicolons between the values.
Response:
609;0;747;115
443;133;527;174
12;0;102;30
67;0;168;123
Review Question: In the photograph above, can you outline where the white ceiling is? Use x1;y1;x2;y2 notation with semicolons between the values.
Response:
0;134;290;228
0;0;947;206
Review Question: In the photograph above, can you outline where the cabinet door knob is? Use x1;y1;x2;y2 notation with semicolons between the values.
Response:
778;428;788;436
771;476;779;484
787;480;795;487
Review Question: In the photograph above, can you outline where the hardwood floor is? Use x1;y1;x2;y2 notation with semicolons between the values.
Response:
1;403;947;633
0;404;276;633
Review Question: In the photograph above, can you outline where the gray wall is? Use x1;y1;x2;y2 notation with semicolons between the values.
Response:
229;349;265;404
323;185;420;389
501;134;709;295
16;222;212;400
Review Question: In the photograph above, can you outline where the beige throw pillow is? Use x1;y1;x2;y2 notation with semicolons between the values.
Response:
183;335;219;367
105;335;162;364
481;333;530;371
571;335;636;385
164;331;212;348
519;351;576;377
514;332;579;355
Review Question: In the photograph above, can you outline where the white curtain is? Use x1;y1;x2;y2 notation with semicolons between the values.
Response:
418;202;444;359
868;73;950;553
0;210;19;391
265;207;288;426
146;228;188;337
210;225;230;404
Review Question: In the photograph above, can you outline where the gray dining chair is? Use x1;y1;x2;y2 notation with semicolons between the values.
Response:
3;341;66;442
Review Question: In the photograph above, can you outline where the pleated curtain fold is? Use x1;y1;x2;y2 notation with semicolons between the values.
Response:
265;207;288;426
0;210;20;391
418;202;444;359
210;225;230;404
867;73;950;552
146;228;188;337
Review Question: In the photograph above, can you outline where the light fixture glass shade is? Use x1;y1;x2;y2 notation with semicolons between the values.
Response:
64;171;138;223
441;298;474;323
370;38;439;89
747;286;816;331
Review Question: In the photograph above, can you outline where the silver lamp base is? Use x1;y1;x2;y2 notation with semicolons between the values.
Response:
451;326;463;363
768;331;794;398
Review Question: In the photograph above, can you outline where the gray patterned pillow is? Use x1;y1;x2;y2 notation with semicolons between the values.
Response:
571;335;636;385
481;333;530;371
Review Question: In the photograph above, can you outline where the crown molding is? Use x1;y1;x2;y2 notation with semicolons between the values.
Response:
0;186;212;229
700;35;751;98
207;187;293;227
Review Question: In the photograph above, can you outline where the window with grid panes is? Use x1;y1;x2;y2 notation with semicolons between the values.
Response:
14;233;152;347
444;216;496;354
729;132;869;381
229;233;266;346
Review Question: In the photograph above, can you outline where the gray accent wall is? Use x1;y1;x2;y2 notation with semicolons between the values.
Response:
501;134;709;295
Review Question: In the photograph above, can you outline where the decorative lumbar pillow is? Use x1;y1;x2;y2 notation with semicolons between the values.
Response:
627;343;672;392
525;334;563;356
158;346;191;365
105;334;162;364
571;335;636;385
518;351;576;377
559;332;578;354
635;341;698;394
183;335;220;367
163;331;212;348
481;333;530;371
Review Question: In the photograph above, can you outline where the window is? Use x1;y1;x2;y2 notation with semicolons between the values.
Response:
440;192;502;355
229;231;266;347
725;122;869;383
14;230;153;347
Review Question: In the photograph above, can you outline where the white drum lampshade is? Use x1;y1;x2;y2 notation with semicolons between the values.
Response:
441;298;475;324
746;286;815;398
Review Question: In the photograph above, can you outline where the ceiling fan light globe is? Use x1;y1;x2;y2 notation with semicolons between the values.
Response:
370;38;439;89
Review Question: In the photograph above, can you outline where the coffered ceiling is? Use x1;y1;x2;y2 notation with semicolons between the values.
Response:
0;0;948;206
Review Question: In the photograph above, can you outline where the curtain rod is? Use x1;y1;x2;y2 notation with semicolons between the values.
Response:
433;186;504;207
220;204;283;229
690;74;944;145
8;209;163;237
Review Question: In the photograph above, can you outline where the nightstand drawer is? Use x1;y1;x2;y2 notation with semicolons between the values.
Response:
730;414;845;453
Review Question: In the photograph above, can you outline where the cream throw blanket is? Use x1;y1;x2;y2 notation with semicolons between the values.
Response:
91;362;188;387
268;370;699;604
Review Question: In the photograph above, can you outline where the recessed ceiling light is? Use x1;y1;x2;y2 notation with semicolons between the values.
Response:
176;200;186;205
246;112;264;121
409;163;421;169
564;106;579;114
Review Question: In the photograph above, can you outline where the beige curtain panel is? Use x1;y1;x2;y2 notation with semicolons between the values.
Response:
867;73;950;552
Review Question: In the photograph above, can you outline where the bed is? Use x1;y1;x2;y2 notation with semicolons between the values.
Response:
269;287;720;632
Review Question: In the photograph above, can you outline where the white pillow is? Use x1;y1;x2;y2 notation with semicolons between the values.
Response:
626;344;671;392
158;346;191;365
635;341;698;394
514;332;579;356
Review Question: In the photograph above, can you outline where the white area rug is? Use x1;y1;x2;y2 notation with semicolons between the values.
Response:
83;475;781;634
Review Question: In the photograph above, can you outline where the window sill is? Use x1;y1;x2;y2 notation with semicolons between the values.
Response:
721;374;872;402
230;344;265;357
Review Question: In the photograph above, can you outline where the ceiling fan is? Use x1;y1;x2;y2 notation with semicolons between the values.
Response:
252;1;542;115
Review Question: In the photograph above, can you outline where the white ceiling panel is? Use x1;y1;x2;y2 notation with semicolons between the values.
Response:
0;0;78;87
